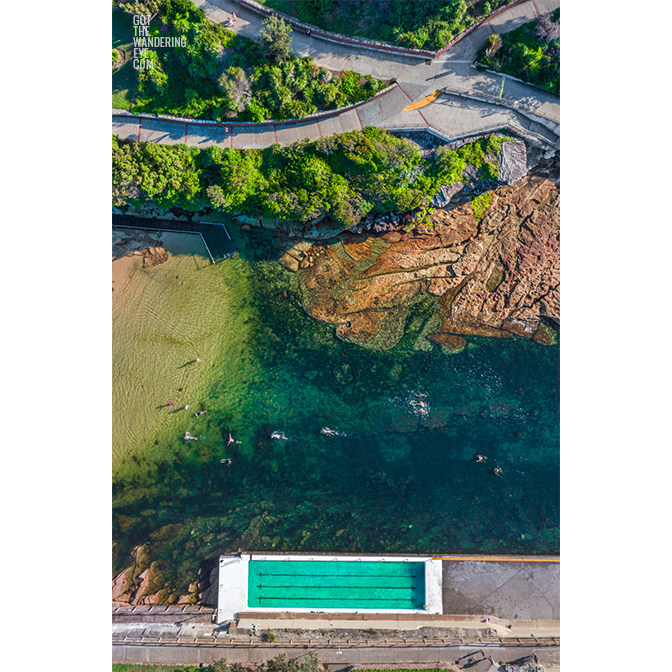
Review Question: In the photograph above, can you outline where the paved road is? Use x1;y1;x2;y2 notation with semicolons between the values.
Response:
113;635;560;669
113;0;559;149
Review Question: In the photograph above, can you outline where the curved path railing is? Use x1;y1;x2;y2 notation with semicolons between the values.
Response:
112;82;398;129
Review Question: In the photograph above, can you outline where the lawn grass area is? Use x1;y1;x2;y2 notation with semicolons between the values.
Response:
113;7;135;109
476;9;559;95
113;61;135;109
257;0;296;16
113;7;133;49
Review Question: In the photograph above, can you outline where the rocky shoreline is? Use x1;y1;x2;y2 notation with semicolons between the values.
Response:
113;132;558;355
112;548;219;606
296;172;558;350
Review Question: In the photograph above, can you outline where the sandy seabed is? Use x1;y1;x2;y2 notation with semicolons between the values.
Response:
112;232;237;476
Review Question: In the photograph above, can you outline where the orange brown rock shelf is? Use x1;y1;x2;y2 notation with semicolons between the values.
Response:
298;175;559;350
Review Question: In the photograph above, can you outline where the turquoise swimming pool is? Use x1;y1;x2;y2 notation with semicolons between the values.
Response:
247;560;426;610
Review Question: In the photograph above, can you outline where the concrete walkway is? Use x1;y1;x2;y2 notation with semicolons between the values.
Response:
113;0;559;149
113;628;560;669
442;559;560;625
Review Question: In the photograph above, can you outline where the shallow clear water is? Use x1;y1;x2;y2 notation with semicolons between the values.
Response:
112;227;559;593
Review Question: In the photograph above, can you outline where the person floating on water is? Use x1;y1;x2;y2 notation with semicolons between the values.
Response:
271;431;289;440
184;431;198;441
195;410;207;417
220;458;232;465
494;466;503;475
227;433;241;445
321;427;347;437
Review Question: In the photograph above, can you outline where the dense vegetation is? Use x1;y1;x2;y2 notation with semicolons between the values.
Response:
113;128;505;229
476;9;559;95
291;0;519;50
113;0;387;121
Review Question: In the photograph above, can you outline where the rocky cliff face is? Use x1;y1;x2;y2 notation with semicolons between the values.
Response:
298;174;559;350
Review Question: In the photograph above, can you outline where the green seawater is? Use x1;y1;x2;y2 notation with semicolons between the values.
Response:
113;227;559;595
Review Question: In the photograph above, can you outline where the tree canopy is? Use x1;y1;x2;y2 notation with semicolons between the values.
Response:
260;15;293;62
113;129;505;228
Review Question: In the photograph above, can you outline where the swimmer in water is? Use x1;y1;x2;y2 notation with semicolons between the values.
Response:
476;454;487;463
494;466;502;475
227;433;234;445
184;431;198;441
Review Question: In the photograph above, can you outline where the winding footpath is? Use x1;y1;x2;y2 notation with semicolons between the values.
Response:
112;0;559;149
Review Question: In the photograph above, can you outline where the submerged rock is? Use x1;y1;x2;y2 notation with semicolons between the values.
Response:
428;333;467;355
140;246;169;267
333;364;354;384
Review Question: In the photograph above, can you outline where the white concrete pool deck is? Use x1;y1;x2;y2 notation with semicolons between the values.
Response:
218;554;443;623
234;615;560;638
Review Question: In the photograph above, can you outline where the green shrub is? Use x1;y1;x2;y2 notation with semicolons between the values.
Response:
284;0;519;49
242;97;271;122
116;1;387;122
475;11;559;95
113;130;505;229
472;190;494;220
265;629;277;642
